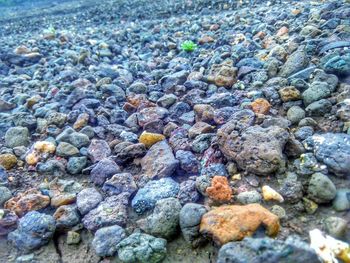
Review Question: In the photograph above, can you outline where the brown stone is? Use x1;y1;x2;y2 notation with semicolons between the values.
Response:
278;86;301;102
194;104;215;123
0;154;17;170
206;176;232;202
73;113;89;130
188;122;214;139
5;189;50;217
276;26;289;37
251;98;271;115
208;60;237;88
200;204;280;245
199;35;215;44
51;193;76;208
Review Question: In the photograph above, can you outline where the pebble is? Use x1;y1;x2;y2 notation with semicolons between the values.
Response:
307;173;337;204
92;225;126;256
332;188;350;212
262;185;284;203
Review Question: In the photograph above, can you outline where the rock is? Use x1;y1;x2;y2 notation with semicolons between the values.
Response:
307;173;337;204
200;204;280;245
302;82;332;106
137;197;182;239
5;188;50;217
33;141;56;154
270;205;286;219
304;133;350;176
279;50;308;77
8;211;56;252
0;154;17;170
56;142;79;157
305;99;332;117
179;203;207;247
5;127;29;148
160;70;188;93
102;173;137;196
218;124;289;176
53;205;80;230
262;185;284;203
175;150;199;175
87;139;111;163
90;158;120;186
117;233;167;263
206;176;232;202
66;231;80;245
0;209;18;236
278;86;301;102
324;216;348;238
76;188;103;215
279;172;303;203
321;53;350;77
82;193;128;231
67;156;87;174
132;178;180;214
332;189;350;211
139;131;165;148
236;190;262;205
207;60;237;87
141;141;179;180
177;180;200;205
250;98;271;115
217;236;321;263
92;225;126;257
0;166;8;186
188;122;214;139
287;106;305;124
0;186;12;206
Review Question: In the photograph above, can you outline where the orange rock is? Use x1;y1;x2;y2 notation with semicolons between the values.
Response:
276;26;289;37
208;60;237;88
199;35;215;44
73;113;89;130
206;176;232;202
254;31;266;40
200;204;280;245
5;188;50;217
251;98;271;115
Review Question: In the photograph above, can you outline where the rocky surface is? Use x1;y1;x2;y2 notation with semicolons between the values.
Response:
0;0;350;262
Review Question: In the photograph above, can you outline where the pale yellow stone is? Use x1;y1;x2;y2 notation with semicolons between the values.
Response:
26;152;39;166
139;131;165;148
262;185;284;203
34;141;56;154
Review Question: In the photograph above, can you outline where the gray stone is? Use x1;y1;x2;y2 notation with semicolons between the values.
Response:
305;99;332;117
236;190;262;205
90;158;120;186
307;173;336;204
279;50;309;78
332;188;350;211
0;186;12;206
56;142;79;157
92;225;126;257
67;157;87;174
324;216;348;238
287;106;305;124
102;172;137;196
5;127;29;148
76;188;103;215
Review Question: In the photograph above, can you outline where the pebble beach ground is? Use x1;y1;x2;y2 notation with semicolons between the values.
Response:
0;0;350;262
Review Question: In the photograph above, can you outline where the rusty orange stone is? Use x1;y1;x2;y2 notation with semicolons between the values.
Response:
206;176;232;202
276;26;289;37
200;204;280;245
199;35;215;44
251;98;271;115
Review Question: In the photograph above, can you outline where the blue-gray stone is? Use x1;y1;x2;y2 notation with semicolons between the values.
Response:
92;225;126;257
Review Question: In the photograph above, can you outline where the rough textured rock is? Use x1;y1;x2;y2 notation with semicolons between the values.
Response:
102;172;137;196
117;233;167;263
5;126;30;148
132;178;180;214
137;197;182;239
206;176;232;202
200;204;280;245
141;141;179;180
90;158;120;186
307;173;337;204
218;123;289;176
8;211;56;252
217;236;321;263
92;225;126;256
87;139;111;163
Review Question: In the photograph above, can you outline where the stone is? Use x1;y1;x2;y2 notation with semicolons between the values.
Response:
200;204;280;245
137;197;182;239
206;176;232;202
33;141;56;153
5;188;50;217
66;231;80;245
236;190;262;205
5;127;29;148
141;141;179;180
307;173;337;204
188;122;214;139
175;150;199;175
92;225;126;257
207;60;237;87
177;180;200;205
87;139;111;163
115;143;147;164
250;98;271;115
279;173;303;203
278;86;301;102
217;236;321;263
56;142;79;157
324;216;348;238
139;131;165;148
287;106;305;124
8;211;56;252
332;189;350;211
90;158;120;186
0;186;12;206
303;197;318;214
102;173;137;196
117;233;167;263
76;188;103;216
0;154;17;170
218;124;289;176
132;178;180;214
0;209;18;236
304;133;350;176
53;205;80;229
180;203;207;247
67;156;87;174
279;50;308;78
262;185;284;203
82;193;128;231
